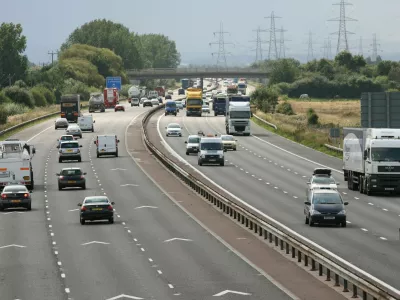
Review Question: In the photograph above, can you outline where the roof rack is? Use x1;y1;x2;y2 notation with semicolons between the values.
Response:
313;168;332;176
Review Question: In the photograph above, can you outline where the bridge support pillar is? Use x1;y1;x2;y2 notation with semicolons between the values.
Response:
200;78;204;90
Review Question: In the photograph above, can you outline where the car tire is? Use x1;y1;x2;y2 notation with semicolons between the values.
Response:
26;203;31;211
55;126;58;130
109;217;114;224
97;153;100;158
82;184;86;190
92;128;94;132
305;216;309;224
309;218;314;227
341;221;347;227
233;147;237;151
58;158;63;163
80;218;85;225
78;157;82;162
186;151;189;155
79;135;82;138
220;162;224;166
198;161;202;166
58;185;62;191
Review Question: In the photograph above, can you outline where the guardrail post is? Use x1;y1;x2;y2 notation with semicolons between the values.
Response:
318;263;323;276
352;284;358;298
326;269;331;281
304;255;308;267
362;291;367;300
292;246;295;258
343;279;349;292
269;232;273;243
280;240;284;250
311;259;317;271
335;274;340;286
285;242;289;254
275;236;278;247
298;251;302;263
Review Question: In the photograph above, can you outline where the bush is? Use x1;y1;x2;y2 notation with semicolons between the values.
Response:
31;87;47;107
35;86;55;105
14;80;28;88
307;108;319;125
3;86;35;108
3;102;29;116
0;106;8;124
0;91;11;105
61;78;97;101
276;101;295;115
120;84;131;97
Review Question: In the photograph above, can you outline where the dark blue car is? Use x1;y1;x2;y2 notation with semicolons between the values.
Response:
165;101;177;116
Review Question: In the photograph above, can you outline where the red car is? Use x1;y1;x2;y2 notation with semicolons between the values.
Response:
114;104;125;112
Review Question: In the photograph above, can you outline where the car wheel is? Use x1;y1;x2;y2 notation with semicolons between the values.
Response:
309;217;314;227
97;153;100;158
79;135;82;138
341;221;347;227
80;218;85;225
26;203;31;211
220;162;224;166
92;128;94;132
109;217;114;224
78;158;82;162
198;161;202;166
305;216;309;224
58;185;62;191
55;126;58;130
82;184;86;190
186;151;189;155
115;151;118;157
58;158;63;163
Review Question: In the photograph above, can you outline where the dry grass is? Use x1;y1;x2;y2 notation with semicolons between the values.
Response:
254;99;360;157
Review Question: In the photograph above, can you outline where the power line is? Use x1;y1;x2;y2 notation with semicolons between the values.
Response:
265;11;281;60
328;0;357;53
278;26;290;59
249;26;268;62
209;22;234;68
48;50;59;65
307;31;314;62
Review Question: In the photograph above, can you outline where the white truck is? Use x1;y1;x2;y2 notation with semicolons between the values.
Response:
88;92;105;113
77;115;95;132
128;86;146;99
0;139;36;190
343;128;400;195
147;90;159;99
225;102;251;136
237;82;247;95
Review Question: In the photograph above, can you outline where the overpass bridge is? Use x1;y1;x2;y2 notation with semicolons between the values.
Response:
126;67;270;80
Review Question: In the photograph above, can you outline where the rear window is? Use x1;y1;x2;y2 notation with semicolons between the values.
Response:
166;102;176;108
60;136;73;141
312;193;342;204
61;169;82;176
61;142;79;148
84;198;109;204
4;186;27;193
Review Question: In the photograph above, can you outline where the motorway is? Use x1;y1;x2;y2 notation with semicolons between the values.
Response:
0;94;296;299
154;83;400;290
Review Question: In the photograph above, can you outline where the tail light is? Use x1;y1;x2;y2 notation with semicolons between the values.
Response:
77;149;80;153
81;206;87;211
107;205;113;211
80;175;84;179
23;193;29;198
1;194;6;199
59;176;64;179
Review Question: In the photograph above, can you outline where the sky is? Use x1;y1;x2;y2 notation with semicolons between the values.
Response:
2;0;400;66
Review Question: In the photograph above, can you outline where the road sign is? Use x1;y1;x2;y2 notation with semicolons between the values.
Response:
106;77;122;90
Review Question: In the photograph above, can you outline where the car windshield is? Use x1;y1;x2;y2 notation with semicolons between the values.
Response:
166;102;176;108
200;142;223;150
188;137;200;143
168;124;180;129
84;198;109;204
60;136;73;141
230;111;251;118
61;169;82;176
312;177;336;184
312;193;342;204
221;136;234;141
61;142;79;149
371;147;400;162
4;186;27;193
202;105;208;108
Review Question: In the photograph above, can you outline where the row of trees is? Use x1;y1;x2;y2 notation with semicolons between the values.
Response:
0;20;181;124
252;51;400;101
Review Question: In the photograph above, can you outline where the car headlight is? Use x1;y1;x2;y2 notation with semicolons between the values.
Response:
310;210;320;215
337;210;346;215
371;179;377;182
219;154;223;158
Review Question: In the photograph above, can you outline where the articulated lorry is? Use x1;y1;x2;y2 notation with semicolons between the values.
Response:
226;85;238;95
0;139;36;191
213;94;228;116
60;94;80;122
186;87;203;117
237;82;247;95
104;88;119;108
88;92;105;113
343;128;400;195
225;101;251;136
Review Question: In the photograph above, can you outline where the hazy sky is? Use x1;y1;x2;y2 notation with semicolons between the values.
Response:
2;0;400;65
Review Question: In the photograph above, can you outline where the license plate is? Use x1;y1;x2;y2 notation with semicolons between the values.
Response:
68;181;76;183
101;149;105;152
324;216;335;220
92;208;102;211
11;200;21;203
67;149;73;152
385;188;395;191
209;159;216;161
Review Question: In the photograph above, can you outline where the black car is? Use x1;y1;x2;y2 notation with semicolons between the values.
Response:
165;94;172;100
0;184;32;211
178;88;185;95
158;97;163;104
78;196;115;224
304;189;348;227
57;167;86;190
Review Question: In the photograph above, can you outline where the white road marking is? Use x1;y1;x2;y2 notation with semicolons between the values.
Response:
157;270;162;274
346;221;351;224
164;238;193;243
361;228;368;232
65;288;70;294
354;197;359;200
148;258;153;262
368;203;374;206
382;208;388;211
27;125;54;142
141;248;145;252
120;184;139;187
68;209;79;212
168;284;174;289
134;206;158;209
61;273;66;278
293;196;298;199
213;290;252;296
380;237;387;240
0;244;26;249
81;241;110;245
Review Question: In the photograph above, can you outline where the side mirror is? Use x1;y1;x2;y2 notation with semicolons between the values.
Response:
344;202;349;205
93;141;96;145
83;172;87;175
80;145;82;147
304;201;311;205
32;148;36;154
111;202;115;205
77;203;82;206
117;140;120;143
185;141;187;143
93;120;95;123
56;146;60;149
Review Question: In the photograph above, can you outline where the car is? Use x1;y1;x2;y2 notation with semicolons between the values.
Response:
57;140;82;163
206;92;212;98
167;90;173;95
57;135;76;147
185;135;200;155
176;101;183;110
143;99;153;107
140;97;148;104
56;167;87;190
115;104;125;112
198;137;226;166
201;105;210;113
158;96;163;104
55;118;69;129
131;98;140;106
165;101;177;116
182;100;186;108
165;123;182;137
220;135;237;150
0;184;32;211
306;169;338;197
78;196;115;225
207;83;212;87
165;94;172;100
304;189;348;227
66;124;82;138
178;88;185;95
151;98;159;106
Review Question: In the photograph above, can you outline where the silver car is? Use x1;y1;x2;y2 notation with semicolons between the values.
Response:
165;123;182;137
55;118;69;129
66;124;82;138
57;140;82;163
185;135;200;155
202;105;210;113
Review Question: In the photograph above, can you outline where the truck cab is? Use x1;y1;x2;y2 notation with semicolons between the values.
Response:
225;102;251;136
213;94;228;116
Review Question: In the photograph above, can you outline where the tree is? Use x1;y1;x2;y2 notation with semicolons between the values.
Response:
377;60;396;76
62;19;142;69
388;66;400;83
137;34;181;68
59;44;127;87
335;51;353;69
268;58;300;85
0;23;28;85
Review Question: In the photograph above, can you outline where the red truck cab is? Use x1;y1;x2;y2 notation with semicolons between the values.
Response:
103;88;119;108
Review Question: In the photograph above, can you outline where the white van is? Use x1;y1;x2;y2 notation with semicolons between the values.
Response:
94;135;120;157
197;137;226;166
78;115;95;132
131;98;140;106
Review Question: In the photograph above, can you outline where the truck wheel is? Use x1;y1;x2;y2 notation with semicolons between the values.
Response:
220;161;224;166
214;112;217;116
186;151;189;155
305;216;309;224
115;151;118;157
92;128;94;132
59;158;63;163
78;158;82;162
309;218;314;226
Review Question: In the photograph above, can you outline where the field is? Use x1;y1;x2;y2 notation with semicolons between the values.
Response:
254;98;360;158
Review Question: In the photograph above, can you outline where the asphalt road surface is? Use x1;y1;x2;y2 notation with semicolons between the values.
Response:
155;84;400;290
0;92;294;299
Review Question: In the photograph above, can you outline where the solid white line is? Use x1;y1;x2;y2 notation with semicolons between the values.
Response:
27;125;54;142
